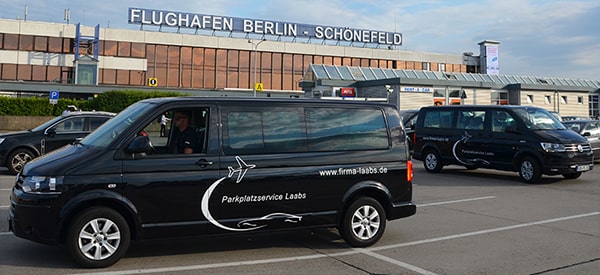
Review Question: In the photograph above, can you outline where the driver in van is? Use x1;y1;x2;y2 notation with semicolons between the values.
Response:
169;111;196;154
466;117;483;130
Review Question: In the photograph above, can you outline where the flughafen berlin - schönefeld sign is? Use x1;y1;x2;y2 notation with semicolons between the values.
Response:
128;7;402;46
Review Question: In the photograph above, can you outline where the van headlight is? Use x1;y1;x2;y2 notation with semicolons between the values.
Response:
22;176;63;194
540;142;566;152
0;137;5;144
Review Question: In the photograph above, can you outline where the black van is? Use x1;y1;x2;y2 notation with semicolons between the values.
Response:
8;97;416;268
413;105;593;183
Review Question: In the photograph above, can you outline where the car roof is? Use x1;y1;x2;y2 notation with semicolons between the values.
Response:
62;111;116;117
563;119;599;123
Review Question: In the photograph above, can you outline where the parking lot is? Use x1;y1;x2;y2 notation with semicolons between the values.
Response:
1;161;598;274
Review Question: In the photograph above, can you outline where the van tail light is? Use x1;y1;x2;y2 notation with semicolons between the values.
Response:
407;160;413;183
413;132;416;144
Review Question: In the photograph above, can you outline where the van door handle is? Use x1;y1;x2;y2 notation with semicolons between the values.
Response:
196;159;214;168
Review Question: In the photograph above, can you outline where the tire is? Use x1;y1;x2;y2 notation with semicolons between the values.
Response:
339;197;386;247
562;172;582;179
7;148;35;175
66;207;130;268
423;149;443;173
519;156;542;184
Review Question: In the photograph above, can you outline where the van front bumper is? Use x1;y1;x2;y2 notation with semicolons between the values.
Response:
542;152;594;175
8;188;62;245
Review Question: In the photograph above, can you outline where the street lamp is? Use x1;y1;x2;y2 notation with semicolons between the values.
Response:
248;38;266;97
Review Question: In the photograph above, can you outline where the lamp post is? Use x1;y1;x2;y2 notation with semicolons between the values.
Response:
248;38;266;97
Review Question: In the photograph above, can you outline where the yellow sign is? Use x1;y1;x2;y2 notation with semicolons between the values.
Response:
148;78;158;87
255;83;263;92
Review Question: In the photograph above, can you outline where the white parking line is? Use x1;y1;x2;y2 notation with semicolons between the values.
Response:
357;248;438;275
69;212;600;275
418;196;495;207
371;211;600;252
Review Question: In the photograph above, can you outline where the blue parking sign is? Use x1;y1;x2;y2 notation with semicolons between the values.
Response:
49;90;59;104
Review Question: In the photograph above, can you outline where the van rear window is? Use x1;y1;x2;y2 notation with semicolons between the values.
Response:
223;107;388;155
423;110;453;128
306;108;388;151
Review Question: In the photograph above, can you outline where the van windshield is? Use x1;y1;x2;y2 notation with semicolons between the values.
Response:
513;108;566;130
79;102;154;148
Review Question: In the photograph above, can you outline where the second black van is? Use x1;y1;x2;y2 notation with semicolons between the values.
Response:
413;105;593;183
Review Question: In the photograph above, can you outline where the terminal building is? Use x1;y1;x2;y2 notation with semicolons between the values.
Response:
0;7;598;117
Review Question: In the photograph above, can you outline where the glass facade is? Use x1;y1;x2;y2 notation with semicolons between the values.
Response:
0;32;465;91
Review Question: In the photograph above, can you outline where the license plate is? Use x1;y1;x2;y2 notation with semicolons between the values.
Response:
576;165;590;171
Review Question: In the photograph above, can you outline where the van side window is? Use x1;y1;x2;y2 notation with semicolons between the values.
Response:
224;107;307;154
223;107;388;155
306;108;388;151
423;110;453;129
492;111;516;132
141;108;209;155
457;111;486;130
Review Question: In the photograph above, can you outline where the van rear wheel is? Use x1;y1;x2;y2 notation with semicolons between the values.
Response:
519;157;542;184
66;207;130;268
423;149;443;173
339;197;386;247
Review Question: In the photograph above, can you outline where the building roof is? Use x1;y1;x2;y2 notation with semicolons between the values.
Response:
302;64;600;92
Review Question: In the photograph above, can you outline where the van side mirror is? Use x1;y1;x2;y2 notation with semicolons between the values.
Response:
582;132;591;137
126;135;154;154
505;125;519;134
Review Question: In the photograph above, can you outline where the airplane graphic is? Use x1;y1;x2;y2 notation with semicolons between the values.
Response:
227;156;256;183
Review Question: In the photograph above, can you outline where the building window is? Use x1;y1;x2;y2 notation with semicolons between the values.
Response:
422;62;431;71
560;96;567;104
438;63;446;72
545;95;551;104
578;96;584;104
527;95;534;104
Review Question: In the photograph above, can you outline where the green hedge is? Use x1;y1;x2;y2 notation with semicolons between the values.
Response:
0;90;186;116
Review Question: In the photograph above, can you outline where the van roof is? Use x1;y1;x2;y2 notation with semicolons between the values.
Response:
421;105;544;111
140;96;397;108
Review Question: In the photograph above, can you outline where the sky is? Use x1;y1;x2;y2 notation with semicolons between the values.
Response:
2;0;599;81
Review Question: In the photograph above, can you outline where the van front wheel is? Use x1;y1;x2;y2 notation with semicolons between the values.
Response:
339;197;386;247
519;157;542;184
423;150;443;173
66;207;130;268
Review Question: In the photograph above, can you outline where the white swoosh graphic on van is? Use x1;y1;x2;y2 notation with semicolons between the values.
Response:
200;156;300;232
452;131;490;166
201;177;265;231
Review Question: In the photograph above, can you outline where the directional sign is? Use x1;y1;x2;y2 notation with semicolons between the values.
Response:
148;78;158;87
49;90;59;105
255;83;263;92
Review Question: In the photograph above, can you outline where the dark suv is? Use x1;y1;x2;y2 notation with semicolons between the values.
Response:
0;111;115;174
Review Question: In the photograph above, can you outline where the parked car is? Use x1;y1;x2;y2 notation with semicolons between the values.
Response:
399;109;419;152
0;111;115;174
562;120;600;161
549;111;562;121
562;116;591;121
